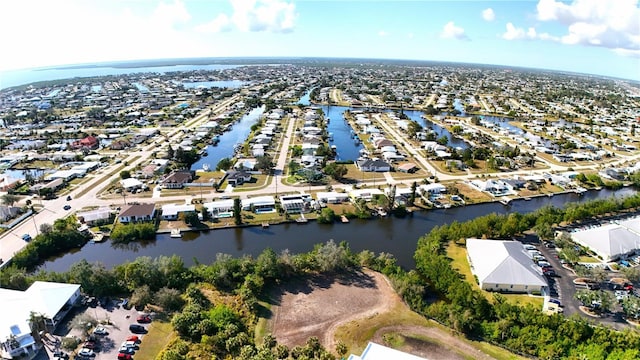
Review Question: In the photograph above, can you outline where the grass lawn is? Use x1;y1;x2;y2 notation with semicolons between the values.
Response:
133;321;175;360
471;340;530;360
447;243;544;309
579;255;600;263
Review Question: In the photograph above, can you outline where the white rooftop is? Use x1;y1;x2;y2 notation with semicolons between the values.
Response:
466;239;547;287
571;223;640;260
348;342;428;360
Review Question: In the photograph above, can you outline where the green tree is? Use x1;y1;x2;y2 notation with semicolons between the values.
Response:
131;284;153;309
317;208;335;224
120;170;131;179
233;198;242;225
155;287;185;312
216;157;233;171
1;193;20;207
323;162;347;181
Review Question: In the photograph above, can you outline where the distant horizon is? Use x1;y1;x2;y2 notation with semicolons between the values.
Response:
2;56;637;88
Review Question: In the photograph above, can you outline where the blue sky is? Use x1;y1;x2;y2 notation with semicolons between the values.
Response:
1;0;638;80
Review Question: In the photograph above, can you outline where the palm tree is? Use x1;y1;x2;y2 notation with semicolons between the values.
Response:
1;194;20;207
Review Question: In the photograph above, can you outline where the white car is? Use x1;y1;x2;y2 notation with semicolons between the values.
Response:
78;348;95;357
92;326;108;335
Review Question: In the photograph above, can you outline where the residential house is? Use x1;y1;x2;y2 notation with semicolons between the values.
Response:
279;194;311;213
225;170;252;186
76;207;112;226
241;196;276;213
315;192;349;204
356;159;391;172
118;203;156;223
71;135;99;150
203;199;235;218
161;203;196;220
161;171;192;189
0;206;20;222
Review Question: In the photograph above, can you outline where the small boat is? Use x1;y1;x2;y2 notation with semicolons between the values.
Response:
262;222;270;228
296;214;308;223
170;229;182;238
202;163;210;172
92;233;105;243
499;197;512;206
340;215;349;223
523;197;532;201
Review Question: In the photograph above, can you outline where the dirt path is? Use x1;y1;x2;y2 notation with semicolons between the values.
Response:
372;325;496;360
322;270;400;351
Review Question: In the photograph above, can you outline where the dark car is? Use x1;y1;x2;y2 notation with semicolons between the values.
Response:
129;324;146;334
63;204;71;211
66;195;72;201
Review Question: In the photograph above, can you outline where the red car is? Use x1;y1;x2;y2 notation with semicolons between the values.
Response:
125;336;140;343
117;353;133;360
136;315;151;323
83;341;96;349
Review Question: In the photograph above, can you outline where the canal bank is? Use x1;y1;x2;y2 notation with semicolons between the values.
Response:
40;187;637;272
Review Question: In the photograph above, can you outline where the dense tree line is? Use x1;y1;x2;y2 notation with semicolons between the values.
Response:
11;217;90;270
110;222;156;244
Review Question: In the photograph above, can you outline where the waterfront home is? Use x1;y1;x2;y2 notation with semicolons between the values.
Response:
356;158;391;172
70;135;99;150
234;158;258;171
161;203;196;220
1;282;81;359
0;175;21;192
348;188;384;202
470;179;514;197
316;191;349;204
161;171;193;189
418;183;447;194
466;239;547;294
279;194;311;214
204;199;235;218
225;170;252;186
241;196;276;213
76;207;112;226
118;203;156;223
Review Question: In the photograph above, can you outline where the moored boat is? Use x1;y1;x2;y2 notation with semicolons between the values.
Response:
170;229;182;238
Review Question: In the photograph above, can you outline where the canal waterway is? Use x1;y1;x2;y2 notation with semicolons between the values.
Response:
322;105;363;161
191;106;265;171
402;110;470;150
40;188;637;272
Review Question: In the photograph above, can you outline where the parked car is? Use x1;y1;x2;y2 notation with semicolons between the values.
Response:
66;195;72;201
78;348;95;357
83;341;96;349
118;346;135;355
123;341;137;349
549;298;562;306
92;326;108;335
129;324;146;334
63;204;71;211
126;335;140;343
53;351;69;359
117;354;133;360
136;314;151;323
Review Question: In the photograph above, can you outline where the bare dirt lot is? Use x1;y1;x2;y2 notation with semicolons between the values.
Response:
268;269;498;359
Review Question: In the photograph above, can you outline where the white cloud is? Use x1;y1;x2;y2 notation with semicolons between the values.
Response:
440;21;468;40
502;22;560;42
196;14;232;33
482;8;495;22
229;0;297;33
535;0;640;53
378;30;388;37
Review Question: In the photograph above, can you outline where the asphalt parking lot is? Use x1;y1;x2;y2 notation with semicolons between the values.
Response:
37;299;147;360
